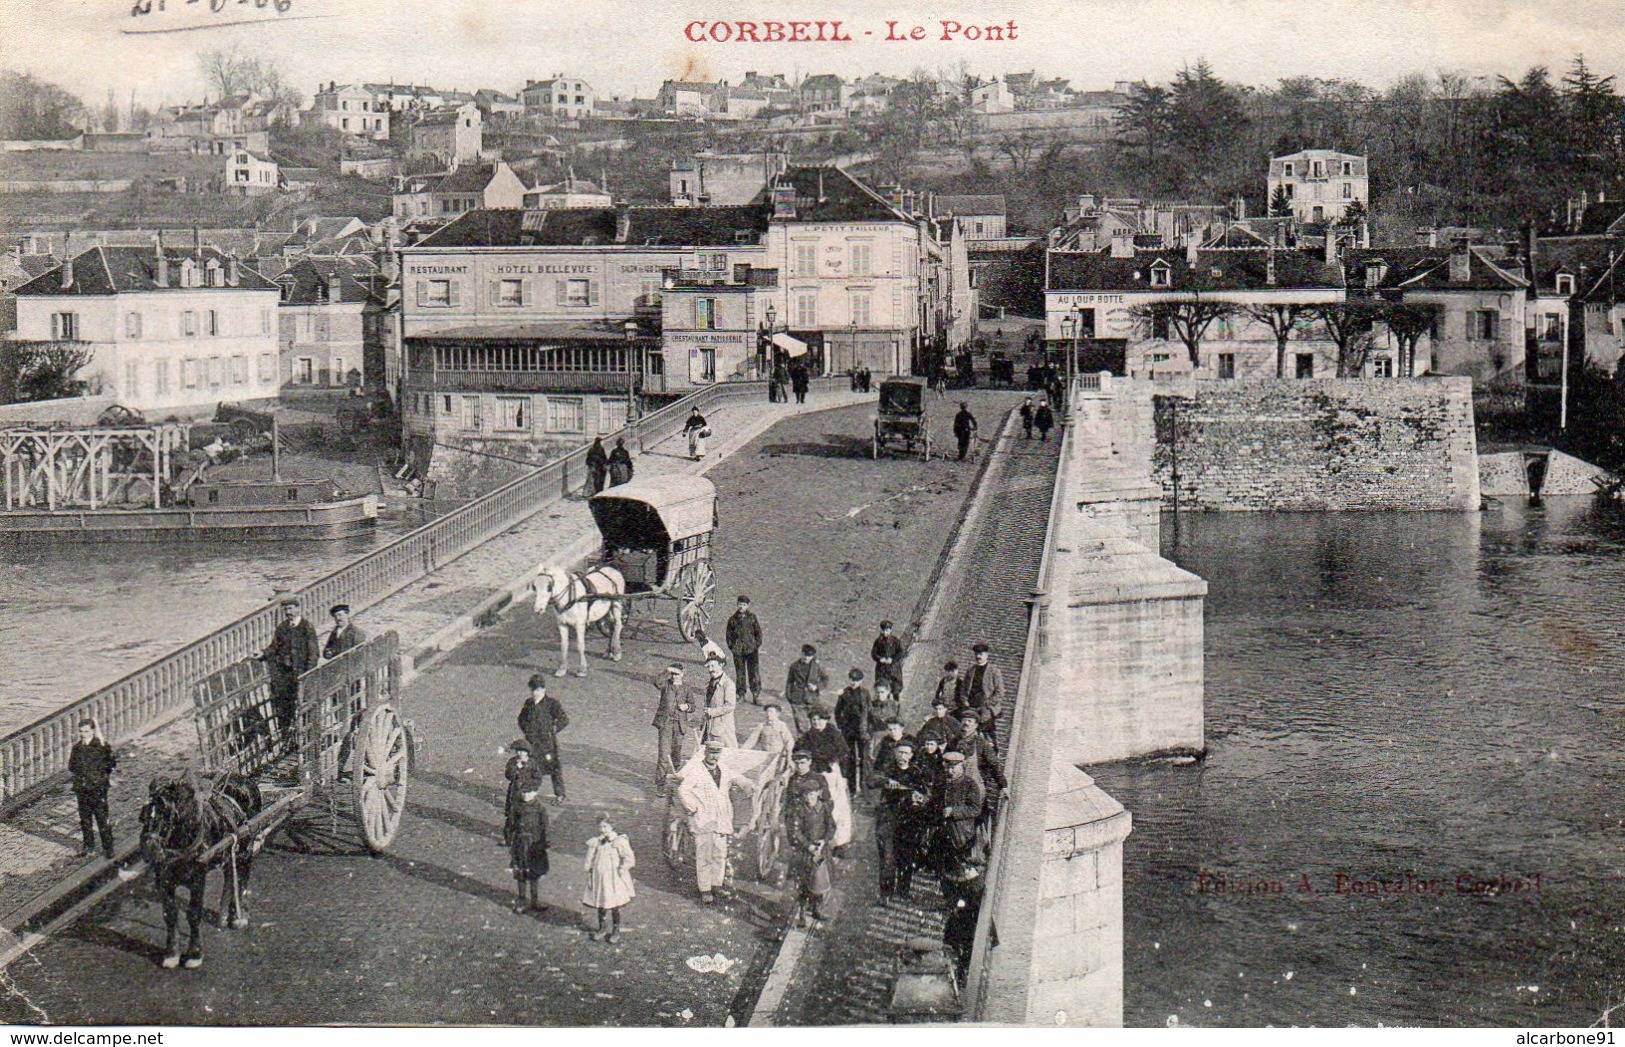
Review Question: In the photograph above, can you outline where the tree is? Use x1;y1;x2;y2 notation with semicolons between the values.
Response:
198;46;303;108
1339;198;1369;225
1312;301;1380;377
1376;300;1437;376
1245;302;1310;378
13;342;93;402
1131;292;1241;369
1115;81;1173;162
1169;61;1249;193
1563;54;1622;180
1269;184;1293;217
0;71;84;139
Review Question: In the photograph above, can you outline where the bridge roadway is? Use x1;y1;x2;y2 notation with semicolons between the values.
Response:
0;388;1030;1026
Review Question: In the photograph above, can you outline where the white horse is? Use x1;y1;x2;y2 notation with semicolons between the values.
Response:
531;563;625;677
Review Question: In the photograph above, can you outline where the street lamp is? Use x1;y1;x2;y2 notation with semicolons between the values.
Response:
623;319;641;446
763;302;777;377
1059;311;1080;425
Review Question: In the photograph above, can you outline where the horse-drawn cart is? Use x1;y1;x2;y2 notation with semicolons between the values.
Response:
873;377;931;461
189;630;415;856
664;746;791;883
588;475;718;642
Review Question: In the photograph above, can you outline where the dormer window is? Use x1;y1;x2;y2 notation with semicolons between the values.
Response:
180;259;199;287
1149;261;1171;287
277;276;296;301
1364;261;1388;287
1556;273;1576;296
1283;163;1294;178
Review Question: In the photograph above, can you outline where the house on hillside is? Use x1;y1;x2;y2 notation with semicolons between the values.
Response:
522;77;595;119
274;257;388;390
392;161;527;220
409;103;483;166
523;176;612;209
310;83;391;140
799;74;845;113
934;195;1007;240
1268;149;1369;225
970;79;1015;114
474;89;524;122
225;151;279;196
657;80;724;118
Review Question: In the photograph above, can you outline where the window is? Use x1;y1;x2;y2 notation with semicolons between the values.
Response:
1542;313;1563;342
1471;309;1498;340
546;397;585;432
1283;163;1294;177
565;279;591;306
1342;161;1353;176
694;298;719;330
182;358;201;388
181;311;197;337
794;243;817;276
697;252;727;272
1296;353;1315;379
261;308;272;334
1149;262;1170;288
496;395;529;431
125;312;142;339
230;355;248;384
599;398;628;433
419;279;456;307
206;357;223;386
206;310;220;337
1373;356;1394;377
442;395;452;414
849;290;872;327
459;395;482;431
154;361;170;394
497;278;524;307
850;241;873;277
123;361;140;399
1283;183;1294;198
1152;313;1170;340
1311;161;1324;178
333;357;346;384
1342;183;1353;199
794;292;818;328
698;346;717;383
1556;274;1575;295
51;312;79;340
297;358;314;384
258;353;275;382
1217;353;1236;379
1213;316;1234;340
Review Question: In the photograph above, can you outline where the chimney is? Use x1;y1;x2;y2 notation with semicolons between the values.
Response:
1266;247;1277;286
193;225;203;258
154;234;168;287
1185;235;1199;264
1449;238;1472;284
1110;232;1134;258
228;254;239;286
328;274;343;302
615;210;631;243
1274;221;1287;248
59;233;73;291
1522;220;1538;287
1232;196;1246;220
1324;229;1339;265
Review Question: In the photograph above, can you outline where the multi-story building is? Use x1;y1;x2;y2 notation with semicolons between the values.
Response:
394;204;772;467
474;89;524;122
762;165;931;375
659;265;779;386
669;152;787;206
408;102;483;166
225;150;279;196
10;244;281;415
523;176;612;210
657;80;723;118
1268;149;1369;225
521;77;595;120
274;258;388;390
363;83;446;113
392;161;528;220
970;79;1015;114
310;83;391;139
798;74;845;113
934;195;1007;240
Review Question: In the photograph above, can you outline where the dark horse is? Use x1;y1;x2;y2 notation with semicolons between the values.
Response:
138;773;263;969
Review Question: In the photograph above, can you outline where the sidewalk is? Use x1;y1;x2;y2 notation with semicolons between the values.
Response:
0;387;872;948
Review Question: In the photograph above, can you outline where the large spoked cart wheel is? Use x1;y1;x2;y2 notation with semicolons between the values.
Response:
352;702;411;853
664;773;692;870
677;560;714;642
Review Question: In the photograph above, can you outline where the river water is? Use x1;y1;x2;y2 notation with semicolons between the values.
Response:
1091;498;1625;1027
0;502;434;733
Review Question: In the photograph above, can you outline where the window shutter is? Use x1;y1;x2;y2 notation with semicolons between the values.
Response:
693;299;703;328
555;279;566;305
416;281;427;307
490;280;500;305
448;282;461;307
588;281;600;306
520;280;530;307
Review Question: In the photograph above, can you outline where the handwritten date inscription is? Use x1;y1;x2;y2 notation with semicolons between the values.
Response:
132;0;292;17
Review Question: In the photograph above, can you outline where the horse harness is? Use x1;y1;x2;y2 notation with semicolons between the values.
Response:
546;568;620;614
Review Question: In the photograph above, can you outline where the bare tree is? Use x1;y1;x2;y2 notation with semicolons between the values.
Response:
198;45;303;108
1312;301;1380;377
13;342;93;402
1131;292;1241;368
1376;300;1437;376
1245;303;1311;378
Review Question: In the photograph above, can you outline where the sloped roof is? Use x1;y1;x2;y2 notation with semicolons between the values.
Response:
1048;247;1344;292
275;257;385;305
936;194;1006;217
1344;246;1529;291
766;166;910;223
433;163;501;193
16;246;276;296
663;80;720;93
1202;223;1273;249
801;74;844;89
416;205;768;248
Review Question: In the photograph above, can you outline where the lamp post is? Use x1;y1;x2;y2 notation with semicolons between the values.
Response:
763;301;777;377
1059;311;1079;426
623;319;641;447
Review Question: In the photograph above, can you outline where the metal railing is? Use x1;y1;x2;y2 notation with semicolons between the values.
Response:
0;376;846;814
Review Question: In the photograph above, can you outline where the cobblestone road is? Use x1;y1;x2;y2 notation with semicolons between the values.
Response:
0;390;1021;1026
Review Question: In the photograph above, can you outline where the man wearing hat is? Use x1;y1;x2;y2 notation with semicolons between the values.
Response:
932;660;964;711
783;749;830;819
677;740;751;904
958;644;1005;733
870;620;906;700
872;738;932;900
917;693;963;751
870;718;911;781
956;713;1007;847
795;705;848;777
261;598;320;741
724;595;764;704
785;772;838;927
322;604;366;660
701;654;739;749
833;669;871;789
937;751;985;878
503;738;551;914
653;663;695;794
953;401;979;462
518;674;570;804
783;644;829;736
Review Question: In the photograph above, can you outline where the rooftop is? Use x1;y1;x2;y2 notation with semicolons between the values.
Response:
15;246;276;297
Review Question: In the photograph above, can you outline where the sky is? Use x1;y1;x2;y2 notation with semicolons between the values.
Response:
6;0;1625;109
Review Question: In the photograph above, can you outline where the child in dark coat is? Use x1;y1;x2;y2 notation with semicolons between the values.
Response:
504;740;550;913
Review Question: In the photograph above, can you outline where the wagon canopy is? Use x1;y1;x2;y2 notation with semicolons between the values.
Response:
590;474;717;550
878;377;927;416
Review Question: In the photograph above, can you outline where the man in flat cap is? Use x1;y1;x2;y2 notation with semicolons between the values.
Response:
322;603;366;660
937;751;985;883
785;772;838;927
834;669;871;790
518;673;569;805
701;654;740;749
653;663;695;795
724;595;763;705
958;643;1005;734
677;739;751;904
872;738;932;901
783;749;830;819
261;597;319;742
783;643;829;735
870;619;905;700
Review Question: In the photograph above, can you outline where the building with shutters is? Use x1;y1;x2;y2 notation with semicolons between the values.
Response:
521;76;595;120
1268;149;1368;225
10;244;281;415
274;258;388;391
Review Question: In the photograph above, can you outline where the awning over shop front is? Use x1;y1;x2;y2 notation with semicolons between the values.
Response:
772;332;808;358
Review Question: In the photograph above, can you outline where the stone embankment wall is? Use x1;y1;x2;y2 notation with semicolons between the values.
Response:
1152;378;1480;511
